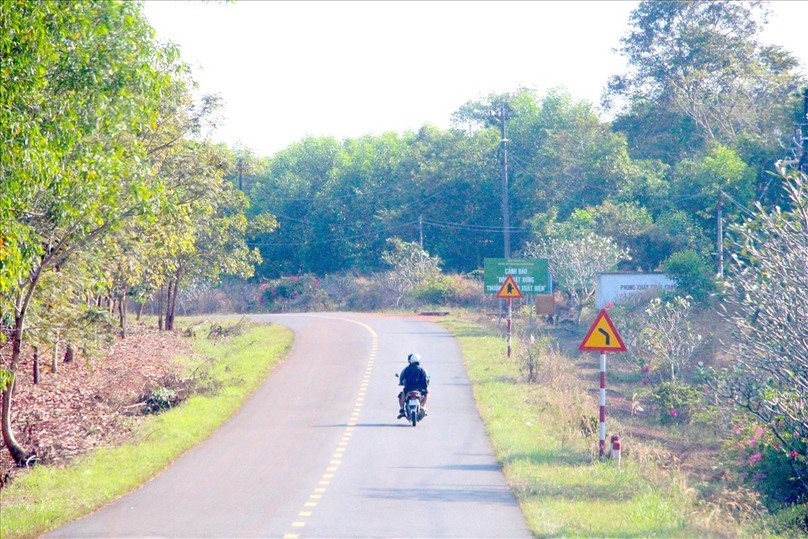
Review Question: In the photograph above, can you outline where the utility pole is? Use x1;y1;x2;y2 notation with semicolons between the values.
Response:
799;88;808;174
717;190;724;280
500;102;510;258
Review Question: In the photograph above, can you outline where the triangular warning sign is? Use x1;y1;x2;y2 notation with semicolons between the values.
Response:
579;309;626;352
495;275;523;298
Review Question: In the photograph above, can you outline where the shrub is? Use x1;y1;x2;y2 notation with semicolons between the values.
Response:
724;417;808;509
662;250;716;303
409;274;481;307
142;386;178;414
260;274;328;312
649;381;702;424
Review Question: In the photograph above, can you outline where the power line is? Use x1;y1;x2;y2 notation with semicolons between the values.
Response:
247;220;419;247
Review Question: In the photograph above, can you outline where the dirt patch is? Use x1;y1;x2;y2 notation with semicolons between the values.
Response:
1;325;191;479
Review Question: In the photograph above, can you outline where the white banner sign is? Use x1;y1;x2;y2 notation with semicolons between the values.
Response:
596;273;676;309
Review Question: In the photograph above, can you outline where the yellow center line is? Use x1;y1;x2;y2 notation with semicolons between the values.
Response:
282;315;378;538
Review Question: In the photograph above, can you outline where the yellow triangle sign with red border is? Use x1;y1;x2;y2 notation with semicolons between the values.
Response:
579;309;626;352
495;275;523;298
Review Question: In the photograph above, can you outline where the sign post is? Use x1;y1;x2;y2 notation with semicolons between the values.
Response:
579;309;626;459
496;275;522;357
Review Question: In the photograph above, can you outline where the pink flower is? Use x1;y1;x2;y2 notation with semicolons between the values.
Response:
748;453;763;464
670;409;679;418
791;451;799;459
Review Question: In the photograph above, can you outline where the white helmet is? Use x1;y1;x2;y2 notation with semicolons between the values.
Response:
407;353;421;364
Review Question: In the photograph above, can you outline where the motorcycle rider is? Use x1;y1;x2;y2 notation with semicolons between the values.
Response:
397;353;430;419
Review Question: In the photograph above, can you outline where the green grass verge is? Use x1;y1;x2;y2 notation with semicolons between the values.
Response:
0;320;292;539
440;316;709;538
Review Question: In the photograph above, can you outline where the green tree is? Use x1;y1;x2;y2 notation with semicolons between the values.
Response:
671;145;755;228
149;140;269;330
605;1;803;150
662;250;716;303
0;0;181;465
249;136;344;277
401;125;502;272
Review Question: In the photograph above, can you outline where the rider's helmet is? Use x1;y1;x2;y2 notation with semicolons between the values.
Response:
407;353;421;364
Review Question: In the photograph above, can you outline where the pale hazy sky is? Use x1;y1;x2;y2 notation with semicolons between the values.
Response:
143;1;808;158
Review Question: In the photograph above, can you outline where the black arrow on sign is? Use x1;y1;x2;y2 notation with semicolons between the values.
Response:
597;328;610;346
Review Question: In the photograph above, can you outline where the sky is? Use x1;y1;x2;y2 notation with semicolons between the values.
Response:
143;0;808;158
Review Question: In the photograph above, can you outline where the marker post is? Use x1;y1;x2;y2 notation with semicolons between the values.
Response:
599;351;607;458
579;309;627;460
496;275;522;359
507;298;512;357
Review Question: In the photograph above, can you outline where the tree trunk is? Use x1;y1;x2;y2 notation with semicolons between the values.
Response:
52;330;60;374
165;280;174;331
2;310;35;466
64;343;74;363
158;286;164;331
137;301;145;322
118;289;128;339
165;269;182;331
33;347;39;384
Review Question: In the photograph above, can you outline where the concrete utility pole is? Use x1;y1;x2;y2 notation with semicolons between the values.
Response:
717;190;724;280
799;88;808;174
500;102;510;258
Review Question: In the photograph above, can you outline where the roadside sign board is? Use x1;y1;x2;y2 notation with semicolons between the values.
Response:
579;309;627;352
484;258;550;295
496;275;523;299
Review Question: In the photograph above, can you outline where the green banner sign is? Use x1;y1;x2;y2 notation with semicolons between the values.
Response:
484;258;551;295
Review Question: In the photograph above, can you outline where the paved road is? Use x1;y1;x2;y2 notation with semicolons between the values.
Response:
50;313;531;538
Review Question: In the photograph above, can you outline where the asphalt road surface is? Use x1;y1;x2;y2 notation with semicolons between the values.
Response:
49;313;532;538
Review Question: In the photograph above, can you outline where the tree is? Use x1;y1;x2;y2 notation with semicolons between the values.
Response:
381;238;441;308
605;1;803;151
670;145;755;228
1;0;182;465
662;250;716;303
521;232;630;323
636;296;704;383
400;125;502;272
249;136;344;277
150;141;269;330
716;166;808;497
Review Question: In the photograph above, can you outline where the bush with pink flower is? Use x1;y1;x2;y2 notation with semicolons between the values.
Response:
723;417;807;508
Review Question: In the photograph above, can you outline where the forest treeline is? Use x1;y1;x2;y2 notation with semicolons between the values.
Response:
2;0;807;528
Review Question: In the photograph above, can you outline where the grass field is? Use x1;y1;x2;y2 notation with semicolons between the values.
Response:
0;319;292;539
440;315;722;538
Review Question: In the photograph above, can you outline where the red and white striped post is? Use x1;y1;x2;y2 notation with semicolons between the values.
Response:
507;298;512;358
599;351;607;458
579;309;626;461
611;434;622;465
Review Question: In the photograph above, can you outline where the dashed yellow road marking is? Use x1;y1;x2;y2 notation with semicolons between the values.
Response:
282;315;378;537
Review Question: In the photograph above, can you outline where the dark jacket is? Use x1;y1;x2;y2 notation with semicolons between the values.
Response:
400;361;430;393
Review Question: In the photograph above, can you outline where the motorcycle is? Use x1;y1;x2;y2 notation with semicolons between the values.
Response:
396;373;427;426
403;389;425;426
